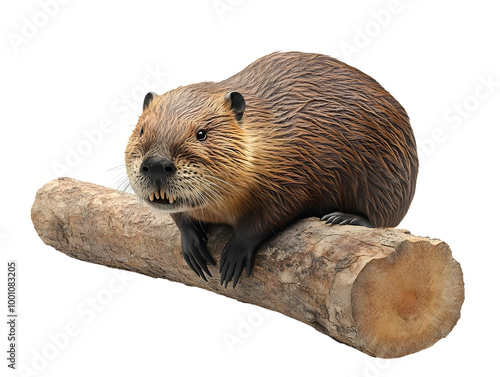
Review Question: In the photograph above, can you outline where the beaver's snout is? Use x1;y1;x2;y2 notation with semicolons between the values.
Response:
140;155;176;185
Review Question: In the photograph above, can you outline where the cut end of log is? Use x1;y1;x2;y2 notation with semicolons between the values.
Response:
352;238;465;358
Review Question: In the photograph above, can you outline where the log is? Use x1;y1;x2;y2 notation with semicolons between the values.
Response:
31;177;464;358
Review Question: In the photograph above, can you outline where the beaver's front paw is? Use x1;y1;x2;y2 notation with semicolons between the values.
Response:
180;227;215;282
219;237;257;288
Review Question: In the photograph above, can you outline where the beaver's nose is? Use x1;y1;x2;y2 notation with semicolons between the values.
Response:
140;156;176;181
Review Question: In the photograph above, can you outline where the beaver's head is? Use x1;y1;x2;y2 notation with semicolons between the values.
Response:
125;84;251;216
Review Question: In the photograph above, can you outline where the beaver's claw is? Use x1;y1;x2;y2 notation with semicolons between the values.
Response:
219;237;257;288
180;227;215;282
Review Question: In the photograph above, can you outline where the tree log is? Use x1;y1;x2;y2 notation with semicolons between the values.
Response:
31;177;464;358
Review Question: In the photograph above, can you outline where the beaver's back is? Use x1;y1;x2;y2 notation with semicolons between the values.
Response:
222;52;418;227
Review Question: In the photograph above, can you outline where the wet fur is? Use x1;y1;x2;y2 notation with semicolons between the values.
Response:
126;51;418;240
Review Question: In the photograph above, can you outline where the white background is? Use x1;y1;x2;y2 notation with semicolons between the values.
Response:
1;0;499;376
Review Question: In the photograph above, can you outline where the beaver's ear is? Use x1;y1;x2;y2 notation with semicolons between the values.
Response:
143;92;157;111
225;91;245;122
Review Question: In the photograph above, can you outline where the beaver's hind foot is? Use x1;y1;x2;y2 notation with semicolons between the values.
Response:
321;212;374;228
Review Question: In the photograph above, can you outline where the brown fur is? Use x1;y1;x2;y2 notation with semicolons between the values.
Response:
125;51;418;236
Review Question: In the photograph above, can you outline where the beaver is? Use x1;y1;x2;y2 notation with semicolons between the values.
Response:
125;51;418;288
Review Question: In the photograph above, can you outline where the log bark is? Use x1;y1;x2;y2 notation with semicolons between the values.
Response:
31;177;464;358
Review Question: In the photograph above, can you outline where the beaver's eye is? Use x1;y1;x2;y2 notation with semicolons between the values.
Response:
139;127;144;137
196;129;207;141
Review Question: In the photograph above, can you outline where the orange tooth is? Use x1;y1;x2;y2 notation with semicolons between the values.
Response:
160;190;165;199
169;196;174;204
154;191;160;200
149;193;154;201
